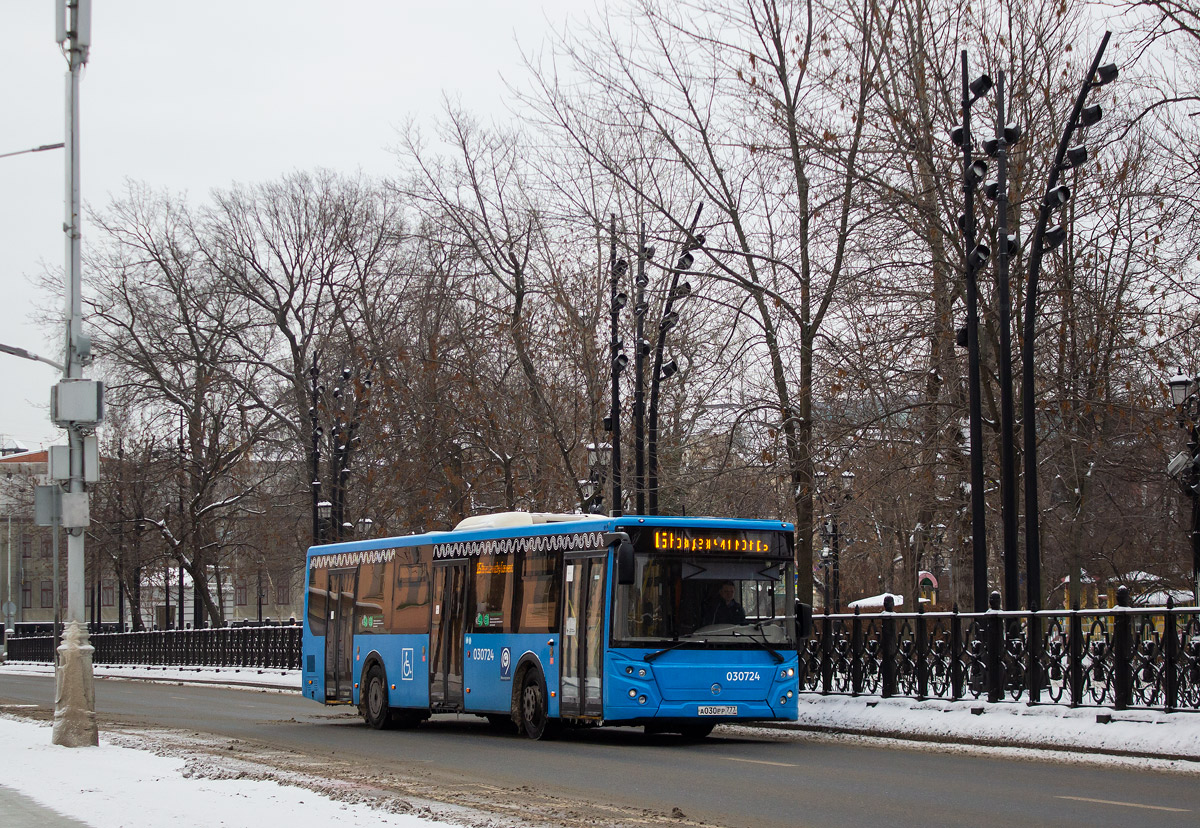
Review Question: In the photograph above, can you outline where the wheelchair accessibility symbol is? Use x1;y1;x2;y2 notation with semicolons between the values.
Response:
401;648;414;681
500;647;512;680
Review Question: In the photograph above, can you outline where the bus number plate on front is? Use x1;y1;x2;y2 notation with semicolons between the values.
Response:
697;705;737;716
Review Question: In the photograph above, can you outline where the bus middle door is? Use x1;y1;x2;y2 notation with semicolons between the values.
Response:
324;568;357;703
560;553;606;718
429;559;468;710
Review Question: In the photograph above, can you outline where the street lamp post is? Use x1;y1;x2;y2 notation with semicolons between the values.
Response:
1168;372;1200;603
632;223;653;515
982;70;1023;614
951;53;992;613
647;206;704;515
309;357;372;544
1020;33;1117;620
815;470;853;612
608;215;628;517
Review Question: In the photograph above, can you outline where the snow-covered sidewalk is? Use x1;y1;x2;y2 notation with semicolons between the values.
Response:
0;715;456;828
790;693;1200;762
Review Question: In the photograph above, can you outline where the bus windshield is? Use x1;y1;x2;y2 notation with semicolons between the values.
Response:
612;553;796;647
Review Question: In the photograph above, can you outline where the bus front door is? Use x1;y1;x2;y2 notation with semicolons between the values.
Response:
325;568;357;702
560;554;606;718
430;560;468;709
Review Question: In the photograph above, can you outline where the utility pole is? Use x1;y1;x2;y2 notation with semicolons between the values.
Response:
52;0;100;747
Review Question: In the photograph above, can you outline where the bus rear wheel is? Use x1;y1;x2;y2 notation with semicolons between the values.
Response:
518;669;552;740
362;664;393;730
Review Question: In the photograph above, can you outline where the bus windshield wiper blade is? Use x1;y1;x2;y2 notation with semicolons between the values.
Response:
644;639;702;662
733;630;784;663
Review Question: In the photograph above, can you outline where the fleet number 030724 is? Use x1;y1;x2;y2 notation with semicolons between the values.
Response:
726;671;760;681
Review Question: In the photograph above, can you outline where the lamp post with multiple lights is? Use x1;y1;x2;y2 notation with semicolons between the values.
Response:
950;56;993;613
1168;371;1200;604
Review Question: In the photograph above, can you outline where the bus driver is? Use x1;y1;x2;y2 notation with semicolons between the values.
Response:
706;581;746;626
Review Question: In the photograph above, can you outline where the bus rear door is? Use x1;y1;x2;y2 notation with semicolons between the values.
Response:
430;560;468;709
560;553;606;718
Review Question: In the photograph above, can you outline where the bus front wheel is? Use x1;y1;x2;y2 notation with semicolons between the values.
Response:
362;663;392;730
518;669;551;740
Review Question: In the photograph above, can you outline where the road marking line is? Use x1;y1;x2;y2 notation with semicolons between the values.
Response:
726;757;798;768
1056;796;1189;813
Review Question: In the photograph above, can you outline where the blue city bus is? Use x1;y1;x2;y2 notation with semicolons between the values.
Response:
301;511;810;739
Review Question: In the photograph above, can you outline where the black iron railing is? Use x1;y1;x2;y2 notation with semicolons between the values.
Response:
6;621;302;671
802;587;1200;712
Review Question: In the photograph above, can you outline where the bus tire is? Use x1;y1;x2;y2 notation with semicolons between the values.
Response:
362;663;393;730
518;668;552;740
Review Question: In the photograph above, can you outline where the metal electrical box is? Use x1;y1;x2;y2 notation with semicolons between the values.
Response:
51;379;105;427
48;438;100;483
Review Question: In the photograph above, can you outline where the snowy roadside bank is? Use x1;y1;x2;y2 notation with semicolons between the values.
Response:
788;694;1200;763
0;714;459;828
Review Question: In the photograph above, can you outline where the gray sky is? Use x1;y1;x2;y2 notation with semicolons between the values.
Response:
1;0;583;450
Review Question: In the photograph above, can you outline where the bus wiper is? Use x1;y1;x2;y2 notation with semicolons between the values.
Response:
644;639;703;662
733;629;784;664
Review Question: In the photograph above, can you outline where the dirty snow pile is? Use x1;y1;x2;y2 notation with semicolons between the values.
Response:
0;715;456;828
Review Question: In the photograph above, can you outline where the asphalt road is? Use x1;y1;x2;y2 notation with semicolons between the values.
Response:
1;672;1196;828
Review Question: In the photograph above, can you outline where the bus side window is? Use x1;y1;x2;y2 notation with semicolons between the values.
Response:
390;546;429;635
518;548;560;634
307;567;328;636
356;561;390;634
473;553;515;632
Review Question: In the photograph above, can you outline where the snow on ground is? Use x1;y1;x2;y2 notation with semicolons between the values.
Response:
0;714;457;828
792;694;1200;763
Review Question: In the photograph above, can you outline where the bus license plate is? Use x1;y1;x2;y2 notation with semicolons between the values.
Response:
697;705;737;716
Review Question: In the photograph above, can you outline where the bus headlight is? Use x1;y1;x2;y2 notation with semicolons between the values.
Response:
629;688;637;698
638;695;647;705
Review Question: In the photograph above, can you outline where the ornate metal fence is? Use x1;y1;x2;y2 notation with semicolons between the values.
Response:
802;587;1200;712
6;621;302;671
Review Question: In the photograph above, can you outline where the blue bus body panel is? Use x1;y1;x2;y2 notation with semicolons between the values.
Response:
604;648;800;722
302;635;323;702
461;634;559;715
355;634;431;708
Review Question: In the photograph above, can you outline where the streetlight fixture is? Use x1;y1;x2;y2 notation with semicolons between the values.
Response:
585;442;612;514
316;500;332;544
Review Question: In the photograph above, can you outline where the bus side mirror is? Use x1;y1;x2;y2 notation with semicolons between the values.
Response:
795;601;813;640
617;541;636;585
